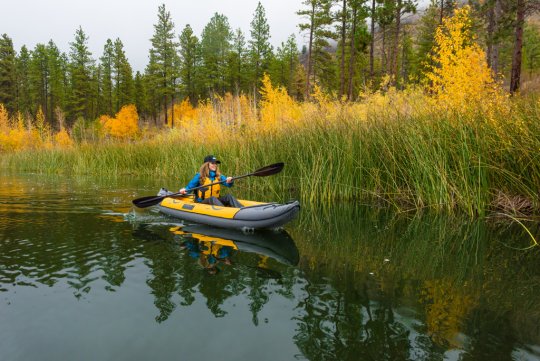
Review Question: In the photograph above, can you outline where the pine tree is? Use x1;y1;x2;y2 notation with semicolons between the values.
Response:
47;40;66;126
270;34;300;96
100;39;114;115
134;71;148;119
67;26;94;123
149;4;179;126
179;24;201;103
248;2;273;97
201;13;233;96
29;44;49;121
228;28;249;95
0;34;17;113
297;0;334;98
16;45;32;115
145;51;161;124
113;38;134;111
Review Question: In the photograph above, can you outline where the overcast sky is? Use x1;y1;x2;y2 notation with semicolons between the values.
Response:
1;0;305;72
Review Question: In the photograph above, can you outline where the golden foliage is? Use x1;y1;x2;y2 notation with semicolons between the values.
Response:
54;129;74;148
0;104;8;131
260;74;302;131
169;98;197;127
100;104;139;140
425;6;508;114
420;279;476;347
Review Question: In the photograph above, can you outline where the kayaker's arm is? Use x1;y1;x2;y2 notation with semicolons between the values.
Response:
180;173;201;194
221;175;234;187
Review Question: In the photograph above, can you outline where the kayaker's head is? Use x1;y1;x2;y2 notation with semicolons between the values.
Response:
203;155;220;165
199;156;221;182
202;155;220;173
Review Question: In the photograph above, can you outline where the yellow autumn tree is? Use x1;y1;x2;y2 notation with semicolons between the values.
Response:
53;107;74;148
169;98;197;127
100;104;139;140
425;6;506;112
259;74;301;131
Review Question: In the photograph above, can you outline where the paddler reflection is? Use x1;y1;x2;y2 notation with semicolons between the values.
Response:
178;234;234;275
170;224;299;276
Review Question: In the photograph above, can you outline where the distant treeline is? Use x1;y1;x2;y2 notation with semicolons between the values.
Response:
0;0;539;128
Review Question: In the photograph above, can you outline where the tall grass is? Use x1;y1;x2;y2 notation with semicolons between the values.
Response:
2;92;539;216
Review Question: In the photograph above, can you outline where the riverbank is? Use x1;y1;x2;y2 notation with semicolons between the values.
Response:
2;91;539;216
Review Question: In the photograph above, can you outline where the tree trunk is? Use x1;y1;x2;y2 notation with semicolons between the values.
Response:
340;0;347;98
392;0;402;85
348;6;357;100
305;3;315;99
510;0;525;94
382;24;387;75
492;0;501;77
370;0;376;78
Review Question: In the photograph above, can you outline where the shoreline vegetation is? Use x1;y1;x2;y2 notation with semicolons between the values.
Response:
1;7;540;216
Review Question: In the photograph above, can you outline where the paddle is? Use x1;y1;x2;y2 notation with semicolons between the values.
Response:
132;162;285;208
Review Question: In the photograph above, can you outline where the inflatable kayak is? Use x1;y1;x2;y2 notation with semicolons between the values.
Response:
157;192;300;230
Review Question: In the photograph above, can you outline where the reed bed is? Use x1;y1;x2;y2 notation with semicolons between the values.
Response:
2;91;540;216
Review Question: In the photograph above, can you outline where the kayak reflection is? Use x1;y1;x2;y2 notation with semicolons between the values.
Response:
170;224;300;275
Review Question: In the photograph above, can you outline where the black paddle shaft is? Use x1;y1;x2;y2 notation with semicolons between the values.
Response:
132;162;284;208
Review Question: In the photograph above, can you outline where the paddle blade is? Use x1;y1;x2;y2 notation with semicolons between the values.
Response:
252;162;284;177
132;195;165;208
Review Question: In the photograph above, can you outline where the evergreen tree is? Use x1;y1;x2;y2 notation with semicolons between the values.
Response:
113;38;134;111
100;39;114;115
16;45;32;115
201;13;233;96
134;71;148;119
67;26;94;123
228;28;249;95
0;34;17;113
248;2;273;96
270;34;300;96
179;24;201;103
149;4;179;125
47;40;66;126
411;2;440;80
145;51;161;124
376;0;396;77
29;44;49;120
297;0;334;98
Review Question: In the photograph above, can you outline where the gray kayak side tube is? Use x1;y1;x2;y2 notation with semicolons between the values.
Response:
158;201;300;230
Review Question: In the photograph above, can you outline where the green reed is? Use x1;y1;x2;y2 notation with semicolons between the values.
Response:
2;96;540;216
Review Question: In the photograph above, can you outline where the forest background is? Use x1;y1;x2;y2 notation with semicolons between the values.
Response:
1;0;540;216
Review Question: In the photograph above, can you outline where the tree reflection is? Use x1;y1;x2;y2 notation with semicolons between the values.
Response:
136;225;300;322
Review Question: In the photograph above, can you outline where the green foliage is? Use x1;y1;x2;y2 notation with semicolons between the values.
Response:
248;2;273;94
179;24;202;102
100;39;114;116
16;45;32;115
67;27;94;124
297;0;335;95
149;4;179;125
269;35;301;97
113;38;134;111
201;13;233;96
228;28;249;95
523;23;540;76
0;34;17;113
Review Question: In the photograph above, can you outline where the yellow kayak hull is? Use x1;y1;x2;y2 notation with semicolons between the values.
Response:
158;196;300;230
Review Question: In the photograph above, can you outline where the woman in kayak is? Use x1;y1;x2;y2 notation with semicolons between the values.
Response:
179;155;243;208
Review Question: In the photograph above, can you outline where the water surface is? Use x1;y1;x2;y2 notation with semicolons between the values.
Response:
1;173;539;360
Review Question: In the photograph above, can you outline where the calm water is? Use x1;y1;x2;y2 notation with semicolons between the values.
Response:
1;173;540;361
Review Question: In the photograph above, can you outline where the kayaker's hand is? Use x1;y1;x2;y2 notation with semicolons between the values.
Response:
226;177;233;184
179;188;187;195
